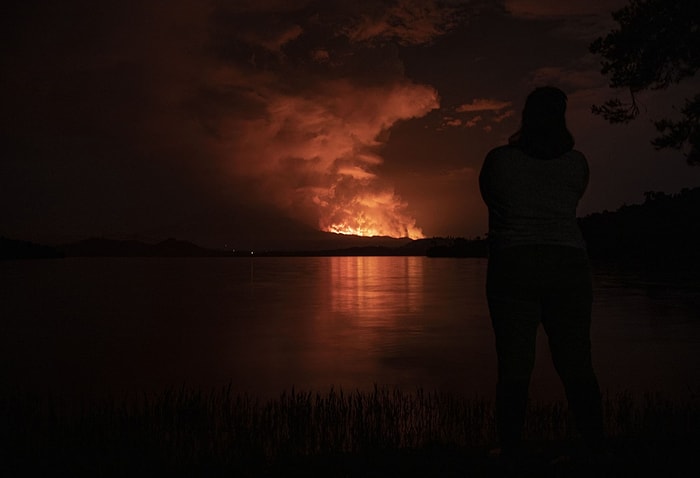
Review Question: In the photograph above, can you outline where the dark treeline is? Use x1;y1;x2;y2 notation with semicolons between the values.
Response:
425;236;488;258
427;187;700;275
579;187;700;273
0;237;237;259
2;186;699;263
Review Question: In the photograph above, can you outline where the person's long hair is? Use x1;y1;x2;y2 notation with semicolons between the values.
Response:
508;86;574;159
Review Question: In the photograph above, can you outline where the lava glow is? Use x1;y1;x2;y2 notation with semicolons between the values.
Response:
316;185;425;239
316;188;425;239
329;223;381;237
324;207;425;239
328;219;424;239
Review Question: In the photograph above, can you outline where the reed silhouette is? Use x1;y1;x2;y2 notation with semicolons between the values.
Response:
1;385;697;477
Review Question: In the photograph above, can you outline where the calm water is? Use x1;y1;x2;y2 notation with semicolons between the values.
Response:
1;257;699;401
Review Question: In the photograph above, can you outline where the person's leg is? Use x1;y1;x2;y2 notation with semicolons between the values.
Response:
540;248;604;451
487;248;541;454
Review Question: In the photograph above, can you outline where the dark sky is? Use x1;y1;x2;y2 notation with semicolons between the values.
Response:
2;0;699;249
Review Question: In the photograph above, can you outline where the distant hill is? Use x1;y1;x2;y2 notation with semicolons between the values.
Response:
4;187;699;263
56;237;232;257
0;237;64;260
1;235;419;259
256;238;434;256
269;234;414;253
425;237;487;258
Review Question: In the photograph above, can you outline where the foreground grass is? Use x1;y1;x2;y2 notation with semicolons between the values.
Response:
1;385;698;477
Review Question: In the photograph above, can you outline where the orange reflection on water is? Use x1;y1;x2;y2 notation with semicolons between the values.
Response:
328;256;424;321
296;256;429;391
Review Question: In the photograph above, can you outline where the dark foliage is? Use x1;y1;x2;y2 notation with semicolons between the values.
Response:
579;187;700;275
652;94;700;165
590;0;700;164
426;187;700;269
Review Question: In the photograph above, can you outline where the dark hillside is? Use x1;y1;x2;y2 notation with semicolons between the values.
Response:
579;187;700;272
57;237;228;257
0;237;64;260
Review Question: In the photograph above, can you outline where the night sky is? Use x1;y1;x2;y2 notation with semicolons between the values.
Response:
3;0;699;250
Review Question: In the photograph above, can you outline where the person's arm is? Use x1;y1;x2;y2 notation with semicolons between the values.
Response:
479;149;496;206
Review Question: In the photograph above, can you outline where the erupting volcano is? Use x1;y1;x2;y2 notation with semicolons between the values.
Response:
228;80;437;242
316;187;424;239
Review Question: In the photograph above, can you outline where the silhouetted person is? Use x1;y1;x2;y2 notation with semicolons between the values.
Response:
479;86;604;461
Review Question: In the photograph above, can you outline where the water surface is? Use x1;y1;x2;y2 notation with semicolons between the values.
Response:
1;257;698;401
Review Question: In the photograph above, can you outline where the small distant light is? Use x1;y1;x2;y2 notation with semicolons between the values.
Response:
250;251;254;255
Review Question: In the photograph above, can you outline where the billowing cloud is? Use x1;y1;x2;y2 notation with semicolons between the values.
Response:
209;78;439;238
156;1;462;239
1;0;464;243
311;49;330;62
442;117;463;127
456;98;512;113
494;109;515;122
465;115;483;127
447;98;514;131
180;0;477;238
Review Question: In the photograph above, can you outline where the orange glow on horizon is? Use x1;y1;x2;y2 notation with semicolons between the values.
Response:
318;192;425;240
326;221;424;239
329;224;381;237
311;181;425;239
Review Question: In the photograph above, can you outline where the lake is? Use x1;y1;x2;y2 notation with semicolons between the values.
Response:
1;256;698;402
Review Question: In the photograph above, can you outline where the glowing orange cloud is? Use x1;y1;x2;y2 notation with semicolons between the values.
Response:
192;1;468;239
218;79;438;239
